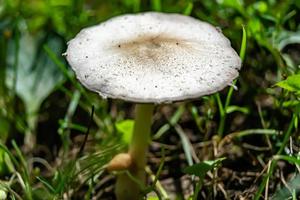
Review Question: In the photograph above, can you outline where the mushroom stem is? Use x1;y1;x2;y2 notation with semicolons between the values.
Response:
116;103;154;200
130;103;154;172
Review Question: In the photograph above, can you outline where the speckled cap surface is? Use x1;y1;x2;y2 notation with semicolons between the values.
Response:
66;12;241;103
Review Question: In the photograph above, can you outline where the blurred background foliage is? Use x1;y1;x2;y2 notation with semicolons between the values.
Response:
0;0;300;199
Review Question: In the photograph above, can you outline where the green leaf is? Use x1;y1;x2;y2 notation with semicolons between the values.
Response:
272;174;300;200
150;0;161;11
0;147;14;176
0;116;9;141
0;188;7;200
176;125;194;166
147;196;159;200
253;1;268;13
276;74;300;93
0;149;8;176
276;30;300;50
183;2;193;16
248;18;263;40
273;155;300;165
239;25;247;62
216;0;245;14
36;176;56;194
115;120;134;144
183;158;226;180
6;30;64;115
32;187;56;200
282;100;300;107
226;105;250;114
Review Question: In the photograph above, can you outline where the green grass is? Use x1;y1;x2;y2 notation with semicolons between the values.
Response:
0;0;300;199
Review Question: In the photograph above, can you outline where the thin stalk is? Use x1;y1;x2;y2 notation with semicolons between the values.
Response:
216;26;247;137
183;2;193;16
115;103;154;200
59;90;81;156
133;0;140;12
193;181;202;200
215;94;225;137
151;0;161;11
24;108;38;152
12;22;20;104
0;29;7;97
254;114;296;200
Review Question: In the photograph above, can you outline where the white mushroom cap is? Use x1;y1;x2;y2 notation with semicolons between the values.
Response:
66;12;241;103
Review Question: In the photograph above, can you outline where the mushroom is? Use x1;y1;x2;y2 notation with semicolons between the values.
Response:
65;12;241;200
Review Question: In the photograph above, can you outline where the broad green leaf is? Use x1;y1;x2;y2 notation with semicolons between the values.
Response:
115;120;134;144
6;30;64;115
183;158;226;180
272;174;300;200
0;188;7;200
276;74;300;93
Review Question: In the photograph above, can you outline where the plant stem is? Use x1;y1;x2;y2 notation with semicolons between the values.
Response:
254;114;296;200
215;94;225;137
115;103;154;200
193;180;202;200
24;109;38;152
